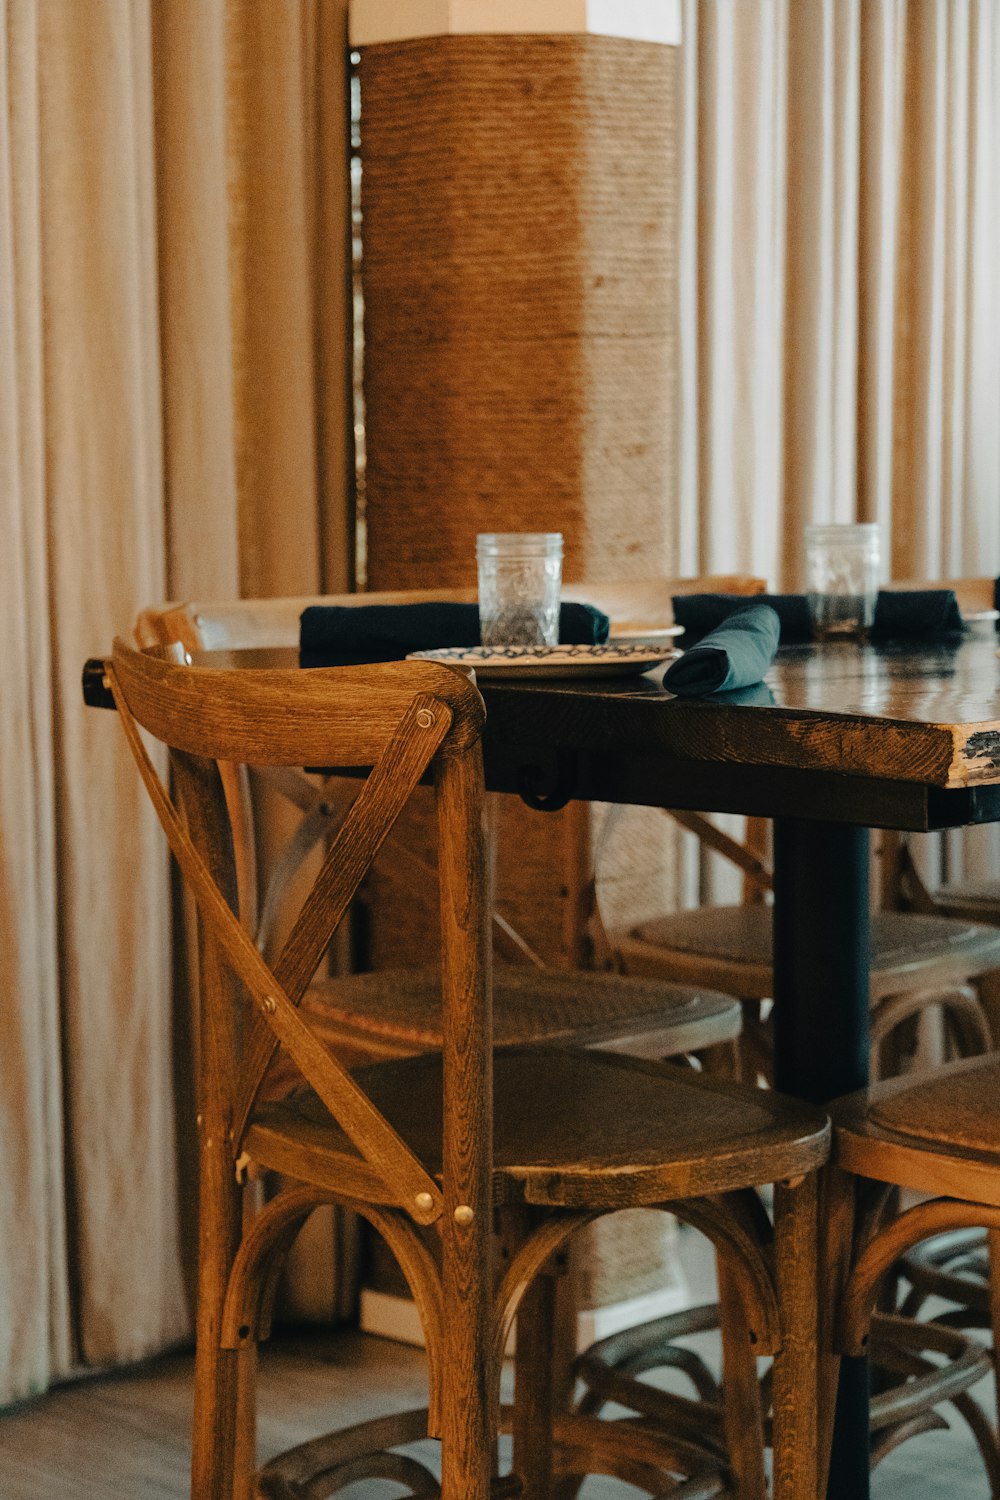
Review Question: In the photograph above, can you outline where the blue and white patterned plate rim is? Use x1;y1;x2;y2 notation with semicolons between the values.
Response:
406;642;680;678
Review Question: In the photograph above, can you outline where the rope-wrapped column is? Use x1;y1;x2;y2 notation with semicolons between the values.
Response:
355;10;684;965
358;28;678;586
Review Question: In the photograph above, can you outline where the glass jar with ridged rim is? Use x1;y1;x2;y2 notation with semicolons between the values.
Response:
476;533;563;646
805;522;881;637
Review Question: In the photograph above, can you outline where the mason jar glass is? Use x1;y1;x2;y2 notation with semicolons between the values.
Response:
804;523;881;637
476;533;563;646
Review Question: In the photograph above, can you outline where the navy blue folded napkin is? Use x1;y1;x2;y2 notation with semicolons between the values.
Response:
673;593;813;644
663;604;781;696
673;589;965;644
873;589;964;637
300;601;610;667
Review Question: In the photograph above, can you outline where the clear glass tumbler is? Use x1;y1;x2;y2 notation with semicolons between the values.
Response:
476;533;563;646
804;523;881;637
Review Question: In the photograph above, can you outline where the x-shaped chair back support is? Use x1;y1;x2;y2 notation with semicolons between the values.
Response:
106;640;488;1226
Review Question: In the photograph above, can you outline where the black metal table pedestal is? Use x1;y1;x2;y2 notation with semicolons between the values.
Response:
773;818;871;1500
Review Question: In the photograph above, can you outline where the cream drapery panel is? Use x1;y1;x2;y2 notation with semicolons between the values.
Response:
676;0;1000;583
0;0;351;1406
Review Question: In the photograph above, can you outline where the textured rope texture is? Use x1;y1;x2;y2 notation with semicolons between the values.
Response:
359;34;677;588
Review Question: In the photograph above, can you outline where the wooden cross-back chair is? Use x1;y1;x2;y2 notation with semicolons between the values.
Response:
90;639;830;1499
577;576;1000;1478
610;820;1000;1083
135;574;768;950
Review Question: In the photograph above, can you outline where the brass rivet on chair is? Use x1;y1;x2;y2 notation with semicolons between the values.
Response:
416;708;435;729
414;1191;434;1213
454;1204;474;1226
262;995;277;1014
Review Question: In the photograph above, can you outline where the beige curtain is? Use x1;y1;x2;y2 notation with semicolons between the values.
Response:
676;0;1000;585
0;0;351;1406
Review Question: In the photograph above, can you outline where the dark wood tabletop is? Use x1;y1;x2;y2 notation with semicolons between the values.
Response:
473;633;1000;831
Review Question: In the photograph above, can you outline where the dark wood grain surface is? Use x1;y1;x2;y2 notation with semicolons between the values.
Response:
161;634;1000;834
480;635;1000;790
180;635;1000;782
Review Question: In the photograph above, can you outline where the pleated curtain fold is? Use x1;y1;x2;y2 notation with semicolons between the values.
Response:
0;0;351;1405
677;0;1000;587
670;0;1000;902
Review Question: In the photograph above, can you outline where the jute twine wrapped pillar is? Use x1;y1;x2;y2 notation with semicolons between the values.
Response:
354;3;685;1319
358;19;678;584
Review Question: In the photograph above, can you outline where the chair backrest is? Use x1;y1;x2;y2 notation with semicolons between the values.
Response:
105;639;488;1225
883;576;996;616
135;575;768;653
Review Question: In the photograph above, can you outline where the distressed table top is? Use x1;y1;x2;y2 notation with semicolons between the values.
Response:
86;632;1000;832
478;634;1000;791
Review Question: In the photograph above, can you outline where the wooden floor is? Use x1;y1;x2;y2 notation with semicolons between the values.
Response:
1;1331;993;1497
0;1228;993;1498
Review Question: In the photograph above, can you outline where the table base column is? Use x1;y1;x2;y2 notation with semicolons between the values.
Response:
773;818;871;1500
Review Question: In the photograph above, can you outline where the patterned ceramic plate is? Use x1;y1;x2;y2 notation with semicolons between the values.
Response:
406;642;680;679
608;624;684;646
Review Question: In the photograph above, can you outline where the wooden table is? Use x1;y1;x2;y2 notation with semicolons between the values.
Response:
84;630;1000;1497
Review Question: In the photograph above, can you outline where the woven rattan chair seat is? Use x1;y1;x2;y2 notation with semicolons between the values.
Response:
300;966;741;1057
629;906;1000;1000
247;1046;829;1209
865;1053;1000;1157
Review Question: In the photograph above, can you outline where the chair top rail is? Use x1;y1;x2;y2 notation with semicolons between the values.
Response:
884;576;996;616
109;638;485;767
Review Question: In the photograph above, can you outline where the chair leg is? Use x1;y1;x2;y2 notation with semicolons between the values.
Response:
439;1212;494;1500
232;1344;258;1500
816;1165;856;1495
716;1258;768;1499
191;1138;245;1500
771;1174;819;1500
233;1178;263;1500
512;1265;575;1499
